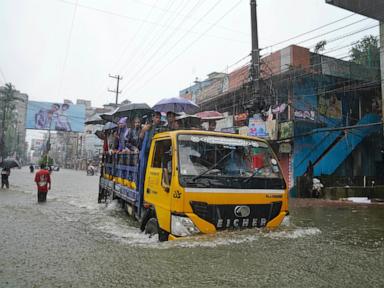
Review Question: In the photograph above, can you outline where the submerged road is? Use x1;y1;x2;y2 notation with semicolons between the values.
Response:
0;168;383;287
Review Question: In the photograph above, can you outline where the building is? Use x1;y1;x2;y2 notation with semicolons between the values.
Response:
180;44;383;195
29;138;44;164
0;86;28;162
80;100;117;167
14;90;28;161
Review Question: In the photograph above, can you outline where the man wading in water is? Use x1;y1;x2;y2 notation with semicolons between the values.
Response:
34;163;51;203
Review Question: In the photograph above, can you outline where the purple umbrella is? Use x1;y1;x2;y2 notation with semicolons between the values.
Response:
152;97;199;114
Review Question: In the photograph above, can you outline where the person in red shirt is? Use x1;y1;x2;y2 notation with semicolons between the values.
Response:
34;163;51;203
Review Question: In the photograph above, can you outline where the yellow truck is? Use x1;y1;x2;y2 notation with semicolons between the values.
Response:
99;130;288;241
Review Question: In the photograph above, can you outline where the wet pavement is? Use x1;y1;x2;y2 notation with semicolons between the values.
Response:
0;168;383;287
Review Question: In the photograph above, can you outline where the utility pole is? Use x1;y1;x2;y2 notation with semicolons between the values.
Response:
108;74;123;105
250;0;260;101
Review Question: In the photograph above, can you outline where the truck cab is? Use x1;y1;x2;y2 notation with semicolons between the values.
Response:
142;130;288;241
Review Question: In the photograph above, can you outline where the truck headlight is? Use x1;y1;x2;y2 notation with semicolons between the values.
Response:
171;215;200;237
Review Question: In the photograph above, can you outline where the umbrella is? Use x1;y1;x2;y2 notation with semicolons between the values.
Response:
195;110;224;120
94;130;105;140
84;114;107;125
112;103;153;120
102;122;118;131
175;112;200;121
152;97;199;114
0;158;21;169
175;112;201;128
100;109;118;123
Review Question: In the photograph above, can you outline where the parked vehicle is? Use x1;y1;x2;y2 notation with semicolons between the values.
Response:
98;130;289;241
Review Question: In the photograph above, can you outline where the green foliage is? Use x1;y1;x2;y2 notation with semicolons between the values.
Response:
314;40;327;53
39;155;54;166
350;35;380;68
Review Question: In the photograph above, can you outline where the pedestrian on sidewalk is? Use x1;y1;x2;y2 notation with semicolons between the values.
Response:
1;167;10;189
34;163;51;203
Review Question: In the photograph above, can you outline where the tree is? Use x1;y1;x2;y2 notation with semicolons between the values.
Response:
350;35;380;68
39;155;54;167
0;83;17;160
314;40;327;53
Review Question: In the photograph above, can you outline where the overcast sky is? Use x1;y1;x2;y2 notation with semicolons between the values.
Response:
0;0;379;109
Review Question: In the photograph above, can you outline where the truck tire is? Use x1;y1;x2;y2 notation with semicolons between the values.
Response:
158;228;169;242
140;209;152;232
98;186;104;203
144;217;169;242
144;218;158;237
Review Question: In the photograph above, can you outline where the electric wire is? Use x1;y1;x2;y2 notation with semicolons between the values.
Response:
93;0;162;103
125;6;379;99
124;0;244;98
57;0;79;100
0;67;7;84
120;0;222;95
116;0;192;79
262;0;383;51
262;12;359;50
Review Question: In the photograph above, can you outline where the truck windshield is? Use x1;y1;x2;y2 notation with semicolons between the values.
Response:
177;134;286;189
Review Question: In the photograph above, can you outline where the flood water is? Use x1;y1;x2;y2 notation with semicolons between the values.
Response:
0;168;383;287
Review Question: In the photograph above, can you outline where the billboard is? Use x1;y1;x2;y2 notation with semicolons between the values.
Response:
26;101;85;132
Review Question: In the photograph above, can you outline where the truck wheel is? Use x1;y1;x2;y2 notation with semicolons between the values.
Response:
98;187;104;203
144;218;158;237
140;209;152;232
144;217;169;242
158;228;169;242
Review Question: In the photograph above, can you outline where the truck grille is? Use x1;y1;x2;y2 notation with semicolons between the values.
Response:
190;201;282;229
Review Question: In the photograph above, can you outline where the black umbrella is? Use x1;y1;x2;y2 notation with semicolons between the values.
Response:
112;103;153;120
152;97;199;114
102;122;118;131
84;114;107;125
0;159;21;169
94;130;105;140
100;109;118;123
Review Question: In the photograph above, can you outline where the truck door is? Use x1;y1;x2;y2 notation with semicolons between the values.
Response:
145;138;173;230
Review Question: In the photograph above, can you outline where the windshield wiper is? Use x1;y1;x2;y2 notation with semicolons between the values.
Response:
192;150;233;182
242;168;261;183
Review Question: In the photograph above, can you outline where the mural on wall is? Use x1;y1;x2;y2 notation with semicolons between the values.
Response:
293;79;317;121
318;93;342;119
